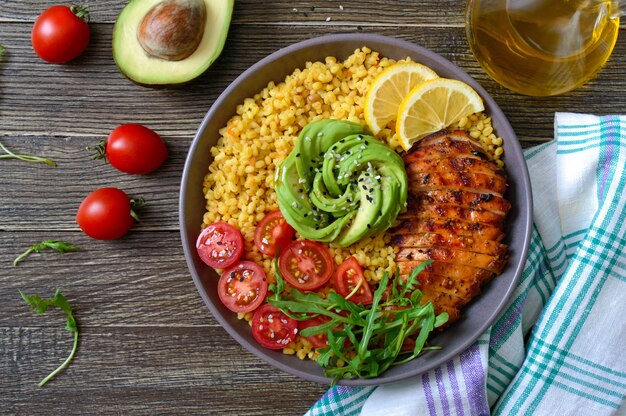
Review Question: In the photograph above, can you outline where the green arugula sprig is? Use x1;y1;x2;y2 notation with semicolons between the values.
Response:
19;289;79;387
0;141;57;166
13;240;80;266
268;259;449;383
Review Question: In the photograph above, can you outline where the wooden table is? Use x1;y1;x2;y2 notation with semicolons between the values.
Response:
1;1;625;414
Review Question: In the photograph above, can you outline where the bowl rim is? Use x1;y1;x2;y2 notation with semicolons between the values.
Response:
180;33;533;386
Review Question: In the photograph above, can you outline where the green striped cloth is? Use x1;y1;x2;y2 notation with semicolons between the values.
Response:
306;113;626;415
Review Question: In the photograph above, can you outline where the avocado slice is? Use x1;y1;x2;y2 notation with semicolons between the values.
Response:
275;120;408;248
112;0;233;86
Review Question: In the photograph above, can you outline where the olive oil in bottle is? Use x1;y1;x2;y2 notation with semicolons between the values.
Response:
466;0;620;96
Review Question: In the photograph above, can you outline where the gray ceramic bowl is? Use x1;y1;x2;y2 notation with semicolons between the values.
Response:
180;34;532;386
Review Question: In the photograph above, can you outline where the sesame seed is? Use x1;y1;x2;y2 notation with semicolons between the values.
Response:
296;153;301;157
339;139;345;143
326;16;331;21
339;5;344;10
367;224;371;229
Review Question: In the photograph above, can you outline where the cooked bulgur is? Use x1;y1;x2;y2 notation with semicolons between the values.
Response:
202;47;504;358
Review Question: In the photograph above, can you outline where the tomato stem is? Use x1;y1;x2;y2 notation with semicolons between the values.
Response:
130;198;145;222
0;141;57;167
70;5;90;22
87;139;107;162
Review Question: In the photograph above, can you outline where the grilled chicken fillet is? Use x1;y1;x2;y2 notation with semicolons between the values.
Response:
390;130;510;324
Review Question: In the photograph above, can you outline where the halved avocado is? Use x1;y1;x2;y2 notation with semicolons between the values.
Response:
113;0;233;86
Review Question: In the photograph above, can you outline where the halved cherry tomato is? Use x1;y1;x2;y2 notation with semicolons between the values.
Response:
251;304;297;350
254;210;295;257
278;240;334;291
218;261;268;313
401;337;416;353
333;256;373;305
298;315;330;348
196;222;243;269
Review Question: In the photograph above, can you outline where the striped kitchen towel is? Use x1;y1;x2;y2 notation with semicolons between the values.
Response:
306;113;626;416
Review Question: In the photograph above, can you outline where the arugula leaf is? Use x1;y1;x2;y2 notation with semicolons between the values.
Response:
268;259;448;382
0;44;4;56
13;240;80;266
267;256;285;303
19;289;79;387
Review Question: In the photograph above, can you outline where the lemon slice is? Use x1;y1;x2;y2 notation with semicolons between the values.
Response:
364;62;439;135
396;78;484;150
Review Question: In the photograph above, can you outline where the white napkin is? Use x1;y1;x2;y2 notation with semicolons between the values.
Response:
307;113;626;415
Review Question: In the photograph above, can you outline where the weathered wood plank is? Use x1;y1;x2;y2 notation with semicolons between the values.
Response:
1;326;328;415
0;231;213;327
0;135;186;231
0;0;465;25
2;23;624;142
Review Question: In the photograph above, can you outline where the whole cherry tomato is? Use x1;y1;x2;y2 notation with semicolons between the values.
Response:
104;124;168;174
32;5;90;63
76;187;139;240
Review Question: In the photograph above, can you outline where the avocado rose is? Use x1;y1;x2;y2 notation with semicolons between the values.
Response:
275;119;408;247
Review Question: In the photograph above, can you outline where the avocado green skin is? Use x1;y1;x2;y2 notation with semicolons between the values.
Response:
275;120;408;247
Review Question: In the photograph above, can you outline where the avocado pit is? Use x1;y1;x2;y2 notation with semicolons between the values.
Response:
137;0;206;61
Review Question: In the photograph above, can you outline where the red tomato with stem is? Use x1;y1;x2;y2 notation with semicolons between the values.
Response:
251;304;297;350
102;124;168;174
254;210;295;257
333;256;373;305
278;240;334;291
76;187;139;240
32;5;90;63
218;261;268;313
196;222;244;269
